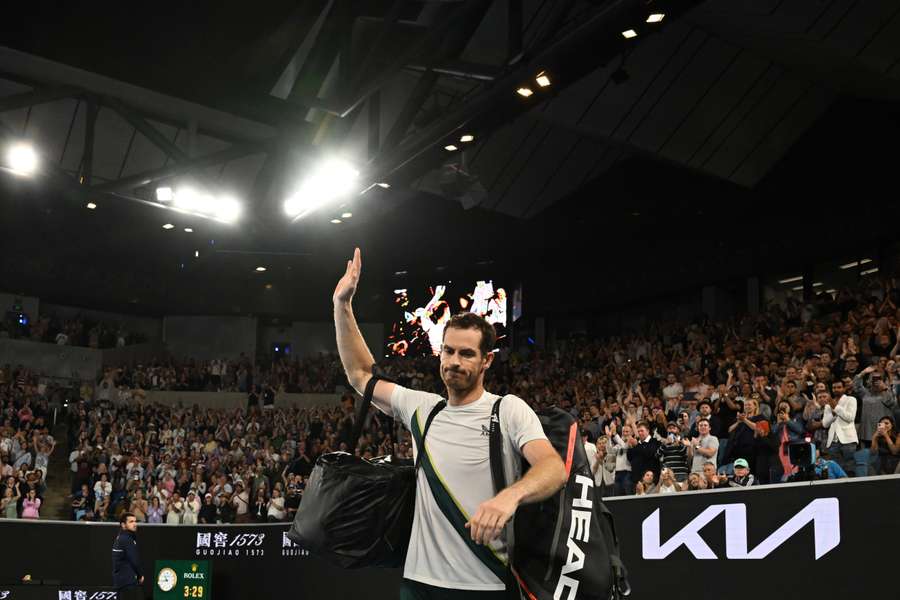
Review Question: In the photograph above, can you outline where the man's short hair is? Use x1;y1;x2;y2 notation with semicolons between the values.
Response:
636;420;650;430
120;512;135;525
442;312;496;356
697;417;710;425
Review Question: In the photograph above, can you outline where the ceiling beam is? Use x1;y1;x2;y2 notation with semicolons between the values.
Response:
0;85;80;113
90;138;274;193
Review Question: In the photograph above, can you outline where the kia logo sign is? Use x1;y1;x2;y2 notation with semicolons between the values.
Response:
642;498;840;560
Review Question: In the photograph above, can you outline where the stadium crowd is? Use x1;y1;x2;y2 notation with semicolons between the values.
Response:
2;273;900;523
0;365;58;519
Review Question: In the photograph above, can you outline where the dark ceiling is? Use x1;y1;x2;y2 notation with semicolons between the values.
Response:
1;0;899;322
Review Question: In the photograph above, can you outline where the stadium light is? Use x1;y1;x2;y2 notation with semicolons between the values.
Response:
535;72;551;87
460;134;475;143
184;227;193;233
516;87;533;97
341;212;352;218
331;218;342;224
6;143;38;175
444;144;458;151
156;186;173;202
284;158;359;220
86;202;97;210
255;266;267;272
622;29;638;39
647;14;665;23
162;223;175;230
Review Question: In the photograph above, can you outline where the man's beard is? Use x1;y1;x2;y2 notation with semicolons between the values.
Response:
442;368;480;394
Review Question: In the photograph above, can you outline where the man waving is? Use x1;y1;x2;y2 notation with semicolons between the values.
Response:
333;248;566;599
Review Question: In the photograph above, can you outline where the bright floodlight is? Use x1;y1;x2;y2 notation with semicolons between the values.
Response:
516;87;533;97
173;186;199;211
535;72;551;87
86;202;97;210
444;144;458;151
330;218;342;224
6;143;38;175
214;196;242;223
341;212;352;218
184;227;193;233
460;134;475;143
376;182;391;188
162;223;175;230
255;266;267;272
156;186;173;202
622;29;638;39
283;158;359;220
647;13;665;23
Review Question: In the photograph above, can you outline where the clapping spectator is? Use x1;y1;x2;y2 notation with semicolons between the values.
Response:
871;416;900;474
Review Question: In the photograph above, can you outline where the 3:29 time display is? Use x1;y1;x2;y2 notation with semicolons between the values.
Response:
183;585;204;598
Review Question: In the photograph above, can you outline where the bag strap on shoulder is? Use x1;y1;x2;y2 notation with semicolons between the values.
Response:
489;396;507;494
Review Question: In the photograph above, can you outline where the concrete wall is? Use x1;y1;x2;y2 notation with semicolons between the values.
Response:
163;315;258;360
101;342;168;367
0;338;100;380
41;302;163;341
258;321;384;358
0;291;39;319
144;391;343;410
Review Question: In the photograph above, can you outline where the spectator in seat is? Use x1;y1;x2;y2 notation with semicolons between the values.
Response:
871;416;900;474
182;491;200;525
1;485;18;518
146;496;164;524
267;488;286;522
655;468;680;494
688;418;719;473
657;422;689;482
728;458;756;487
634;470;657;495
853;366;897;445
198;494;217;524
823;379;858;476
21;488;40;519
627;421;661;488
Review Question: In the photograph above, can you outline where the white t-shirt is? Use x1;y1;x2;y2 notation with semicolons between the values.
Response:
390;385;547;591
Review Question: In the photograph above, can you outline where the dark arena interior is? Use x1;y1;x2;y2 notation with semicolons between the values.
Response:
1;1;899;599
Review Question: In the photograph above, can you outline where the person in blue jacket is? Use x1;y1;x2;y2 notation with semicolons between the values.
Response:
112;512;144;594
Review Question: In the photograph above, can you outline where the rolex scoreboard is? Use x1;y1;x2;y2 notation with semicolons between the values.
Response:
154;561;211;600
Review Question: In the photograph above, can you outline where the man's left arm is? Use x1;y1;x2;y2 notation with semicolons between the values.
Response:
466;438;565;545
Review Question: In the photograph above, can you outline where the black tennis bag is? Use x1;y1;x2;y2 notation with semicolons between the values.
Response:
490;404;630;600
287;376;443;568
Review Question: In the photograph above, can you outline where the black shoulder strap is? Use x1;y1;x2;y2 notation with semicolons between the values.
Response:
414;401;446;470
353;365;399;450
489;396;507;494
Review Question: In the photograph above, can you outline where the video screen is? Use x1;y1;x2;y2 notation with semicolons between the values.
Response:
387;280;508;357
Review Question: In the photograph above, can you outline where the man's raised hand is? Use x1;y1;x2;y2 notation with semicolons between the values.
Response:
333;247;362;305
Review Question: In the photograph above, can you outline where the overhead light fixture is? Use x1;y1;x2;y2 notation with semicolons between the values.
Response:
444;144;458;151
6;143;38;175
265;284;273;290
214;195;241;223
156;186;173;202
194;251;199;258
184;227;193;233
86;202;97;210
778;276;803;284
331;218;342;224
839;261;859;269
813;282;823;287
255;266;267;272
535;72;551;87
341;212;352;218
162;223;174;230
646;13;665;23
460;135;475;143
622;29;638;39
861;267;879;276
826;289;837;294
516;87;533;97
859;258;872;264
376;182;390;188
791;286;803;291
283;158;359;220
